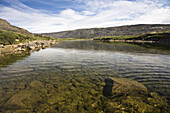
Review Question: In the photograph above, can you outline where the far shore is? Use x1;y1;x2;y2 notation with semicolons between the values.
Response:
98;39;158;43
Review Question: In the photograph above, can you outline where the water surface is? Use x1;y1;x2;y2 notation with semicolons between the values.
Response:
0;40;170;112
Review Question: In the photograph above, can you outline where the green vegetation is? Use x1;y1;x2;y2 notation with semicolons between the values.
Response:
34;34;54;40
0;30;36;45
94;31;170;41
136;31;170;40
94;35;138;40
0;30;54;45
55;38;89;42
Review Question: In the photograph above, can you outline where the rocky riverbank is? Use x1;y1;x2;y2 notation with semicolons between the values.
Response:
0;40;56;56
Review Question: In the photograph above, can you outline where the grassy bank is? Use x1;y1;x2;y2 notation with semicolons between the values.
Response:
94;31;170;42
0;30;89;46
55;38;91;42
0;30;54;45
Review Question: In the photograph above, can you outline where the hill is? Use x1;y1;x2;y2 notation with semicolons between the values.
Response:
0;18;33;36
42;24;170;39
0;18;53;45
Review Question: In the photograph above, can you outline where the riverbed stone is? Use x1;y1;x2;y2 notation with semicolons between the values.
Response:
29;80;43;89
101;77;168;113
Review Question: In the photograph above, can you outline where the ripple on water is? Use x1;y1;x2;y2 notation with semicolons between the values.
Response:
0;41;170;112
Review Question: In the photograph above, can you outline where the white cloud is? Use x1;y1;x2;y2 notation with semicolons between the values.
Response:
82;11;95;16
0;0;169;33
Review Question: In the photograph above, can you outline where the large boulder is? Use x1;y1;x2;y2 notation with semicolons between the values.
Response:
102;77;168;113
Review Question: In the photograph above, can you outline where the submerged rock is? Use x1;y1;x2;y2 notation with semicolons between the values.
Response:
2;90;39;112
29;80;43;89
102;77;168;113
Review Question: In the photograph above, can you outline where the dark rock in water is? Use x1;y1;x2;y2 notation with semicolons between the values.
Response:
103;78;113;97
103;77;148;98
102;77;168;113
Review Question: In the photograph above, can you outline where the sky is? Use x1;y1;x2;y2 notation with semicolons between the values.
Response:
0;0;170;33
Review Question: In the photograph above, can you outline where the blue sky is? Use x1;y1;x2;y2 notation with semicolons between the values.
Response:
0;0;170;33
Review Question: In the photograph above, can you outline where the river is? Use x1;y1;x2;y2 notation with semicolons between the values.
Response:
0;40;170;112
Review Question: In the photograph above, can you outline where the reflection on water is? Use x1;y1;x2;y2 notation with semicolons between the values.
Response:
0;40;170;112
52;40;170;54
0;52;30;69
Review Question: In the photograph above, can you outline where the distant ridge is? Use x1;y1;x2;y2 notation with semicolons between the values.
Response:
42;24;170;39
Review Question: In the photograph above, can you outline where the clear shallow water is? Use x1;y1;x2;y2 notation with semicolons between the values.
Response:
0;40;170;112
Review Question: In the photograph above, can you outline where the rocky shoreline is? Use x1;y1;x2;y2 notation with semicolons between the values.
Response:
0;40;56;56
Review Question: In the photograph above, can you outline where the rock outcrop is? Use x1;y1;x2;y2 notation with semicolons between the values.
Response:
0;40;56;56
14;40;56;52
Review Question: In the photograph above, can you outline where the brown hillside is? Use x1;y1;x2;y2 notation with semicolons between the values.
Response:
42;24;170;39
0;18;33;36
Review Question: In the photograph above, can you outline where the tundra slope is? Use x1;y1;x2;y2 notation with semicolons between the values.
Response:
0;18;32;36
42;24;170;39
0;18;55;54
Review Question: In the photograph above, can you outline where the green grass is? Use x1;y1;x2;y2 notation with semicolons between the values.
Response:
55;38;90;42
0;30;87;46
94;35;138;40
137;32;170;40
0;30;54;45
94;30;170;41
34;34;54;40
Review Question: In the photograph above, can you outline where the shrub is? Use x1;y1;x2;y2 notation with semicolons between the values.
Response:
0;30;54;45
0;30;18;45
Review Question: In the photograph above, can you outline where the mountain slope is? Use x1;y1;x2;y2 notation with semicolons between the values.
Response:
0;18;33;36
0;18;53;45
42;24;170;39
